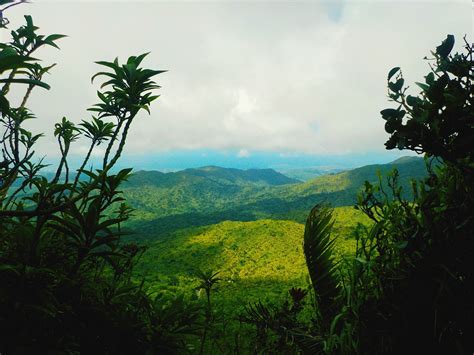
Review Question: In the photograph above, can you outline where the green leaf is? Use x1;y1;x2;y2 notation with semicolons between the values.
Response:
43;34;67;49
436;34;455;58
388;78;404;92
385;119;400;134
303;205;340;322
0;94;10;115
396;241;408;249
406;95;419;106
0;78;50;90
416;82;430;91
24;15;33;28
425;72;435;85
387;67;400;81
0;0;18;5
44;34;67;42
380;108;398;121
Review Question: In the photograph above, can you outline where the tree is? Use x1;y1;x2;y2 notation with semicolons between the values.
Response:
0;7;199;354
303;35;473;354
195;269;221;354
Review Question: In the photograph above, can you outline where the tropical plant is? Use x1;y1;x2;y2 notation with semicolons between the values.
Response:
240;287;310;354
303;205;340;325
195;269;221;354
0;7;201;354
301;34;473;354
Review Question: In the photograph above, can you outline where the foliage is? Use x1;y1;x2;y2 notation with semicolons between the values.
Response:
195;269;221;354
303;206;340;324
134;213;367;353
300;35;473;354
123;158;425;239
0;9;201;354
349;35;473;353
239;287;310;353
382;35;473;168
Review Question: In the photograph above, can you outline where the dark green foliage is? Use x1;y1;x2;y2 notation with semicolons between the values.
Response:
240;287;310;353
299;35;473;354
383;35;473;168
194;269;221;354
362;37;474;353
0;9;201;354
303;206;340;323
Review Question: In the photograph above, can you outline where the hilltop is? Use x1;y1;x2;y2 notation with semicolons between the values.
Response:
126;166;298;188
135;207;369;311
123;156;426;239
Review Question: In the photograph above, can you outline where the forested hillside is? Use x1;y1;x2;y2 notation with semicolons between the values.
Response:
124;156;427;239
133;209;371;352
1;3;470;353
136;207;370;305
276;167;345;181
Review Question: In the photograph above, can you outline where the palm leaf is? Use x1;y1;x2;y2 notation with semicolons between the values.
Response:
303;204;341;323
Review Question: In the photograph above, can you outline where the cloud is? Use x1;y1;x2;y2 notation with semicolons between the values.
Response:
237;149;250;158
4;1;472;160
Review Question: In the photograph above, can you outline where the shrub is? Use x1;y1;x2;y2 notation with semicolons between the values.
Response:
0;7;199;354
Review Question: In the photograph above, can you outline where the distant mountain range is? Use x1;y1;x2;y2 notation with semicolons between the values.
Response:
126;165;299;188
123;156;427;240
276;167;346;181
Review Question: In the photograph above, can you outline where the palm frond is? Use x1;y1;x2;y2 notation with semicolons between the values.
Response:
303;204;341;323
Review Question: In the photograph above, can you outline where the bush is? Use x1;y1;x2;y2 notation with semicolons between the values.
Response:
303;35;473;354
0;7;199;354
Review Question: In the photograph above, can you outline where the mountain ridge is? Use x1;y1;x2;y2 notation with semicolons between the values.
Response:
126;166;299;188
123;156;427;239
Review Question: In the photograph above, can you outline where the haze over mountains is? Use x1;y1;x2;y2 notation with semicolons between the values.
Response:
124;156;427;239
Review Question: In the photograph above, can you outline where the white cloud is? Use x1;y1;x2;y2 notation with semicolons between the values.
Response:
237;149;250;158
4;0;472;159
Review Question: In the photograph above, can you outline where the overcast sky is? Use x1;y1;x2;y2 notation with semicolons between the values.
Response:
2;0;472;168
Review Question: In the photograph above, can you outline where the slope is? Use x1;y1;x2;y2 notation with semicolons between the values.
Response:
124;157;426;239
135;207;370;314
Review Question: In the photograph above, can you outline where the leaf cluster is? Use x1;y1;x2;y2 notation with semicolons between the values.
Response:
0;9;197;354
299;35;474;354
382;35;473;170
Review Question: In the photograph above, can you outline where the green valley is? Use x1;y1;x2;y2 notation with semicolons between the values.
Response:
123;156;427;239
1;7;470;353
135;207;370;310
123;157;422;340
133;209;371;352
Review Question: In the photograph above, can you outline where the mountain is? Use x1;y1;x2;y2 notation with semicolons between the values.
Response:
123;157;427;239
389;156;423;165
135;207;368;313
181;166;300;186
126;166;298;188
123;167;298;219
289;156;426;196
277;167;345;181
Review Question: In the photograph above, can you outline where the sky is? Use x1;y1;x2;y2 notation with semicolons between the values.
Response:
2;0;472;171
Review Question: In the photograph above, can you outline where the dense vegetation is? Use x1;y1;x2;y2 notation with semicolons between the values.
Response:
135;208;369;310
299;35;473;354
0;8;188;354
276;167;344;182
0;3;472;354
130;206;369;352
124;157;427;239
